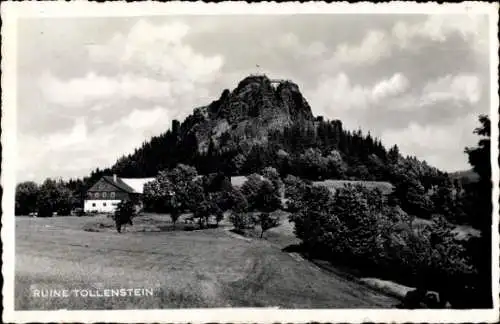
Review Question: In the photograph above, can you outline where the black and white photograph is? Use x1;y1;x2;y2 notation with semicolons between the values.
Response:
2;1;499;323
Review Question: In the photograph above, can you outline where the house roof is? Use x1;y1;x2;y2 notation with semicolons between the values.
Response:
102;176;137;193
120;178;155;194
231;176;249;188
231;175;265;188
101;176;154;194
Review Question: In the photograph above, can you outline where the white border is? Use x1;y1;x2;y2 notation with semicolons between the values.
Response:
2;1;499;323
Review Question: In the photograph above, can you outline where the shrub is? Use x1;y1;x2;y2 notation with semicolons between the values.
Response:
229;212;255;233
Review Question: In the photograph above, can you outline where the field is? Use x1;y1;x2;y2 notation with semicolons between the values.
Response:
15;215;398;310
312;180;394;195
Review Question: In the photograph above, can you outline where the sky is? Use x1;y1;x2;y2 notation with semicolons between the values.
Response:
16;13;492;183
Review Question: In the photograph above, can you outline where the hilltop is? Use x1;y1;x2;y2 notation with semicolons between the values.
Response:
449;169;480;184
73;74;451;215
188;75;314;154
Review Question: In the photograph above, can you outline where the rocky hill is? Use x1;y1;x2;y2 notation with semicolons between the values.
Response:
180;75;315;154
82;74;446;198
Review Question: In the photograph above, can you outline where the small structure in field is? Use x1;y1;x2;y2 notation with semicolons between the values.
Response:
312;179;394;196
84;174;155;213
230;175;264;188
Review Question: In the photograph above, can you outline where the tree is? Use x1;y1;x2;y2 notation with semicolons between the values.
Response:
298;147;328;180
15;181;39;215
211;191;229;226
391;176;434;219
228;189;251;233
430;177;460;222
325;150;347;179
289;185;343;255
253;181;282;238
143;179;166;212
464;114;491;229
283;175;309;212
261;166;284;197
143;164;199;228
258;213;280;238
113;200;135;233
463;114;492;308
241;174;264;210
388;144;401;164
36;179;73;217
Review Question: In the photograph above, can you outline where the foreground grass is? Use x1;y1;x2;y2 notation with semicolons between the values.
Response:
15;216;397;310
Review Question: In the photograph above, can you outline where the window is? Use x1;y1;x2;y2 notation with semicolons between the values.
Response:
92;203;96;207
94;192;100;199
103;202;107;207
102;192;107;198
110;192;115;199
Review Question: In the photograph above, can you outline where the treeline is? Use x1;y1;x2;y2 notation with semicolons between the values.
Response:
284;114;492;308
84;115;482;228
140;164;283;238
15;178;78;217
16;109;488;231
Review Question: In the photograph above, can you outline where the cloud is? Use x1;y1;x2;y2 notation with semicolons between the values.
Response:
308;72;409;115
387;73;482;112
30;18;226;156
420;74;481;106
392;14;488;53
122;107;170;131
332;30;391;65
381;113;480;171
39;72;174;107
17;107;172;181
331;14;488;66
372;73;410;101
46;118;88;150
87;19;224;82
306;72;410;132
276;33;328;58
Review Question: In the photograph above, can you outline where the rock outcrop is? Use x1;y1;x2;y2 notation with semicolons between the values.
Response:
183;74;315;153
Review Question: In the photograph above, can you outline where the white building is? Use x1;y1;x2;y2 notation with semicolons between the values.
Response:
83;174;155;213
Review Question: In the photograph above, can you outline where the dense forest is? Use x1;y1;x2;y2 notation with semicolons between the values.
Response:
74;116;479;226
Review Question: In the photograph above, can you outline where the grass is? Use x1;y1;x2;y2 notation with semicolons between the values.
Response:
15;215;398;310
412;217;481;240
82;213;201;233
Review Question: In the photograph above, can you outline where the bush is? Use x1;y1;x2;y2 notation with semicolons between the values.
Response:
229;212;255;233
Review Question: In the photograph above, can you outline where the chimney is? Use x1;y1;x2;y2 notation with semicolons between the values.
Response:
113;174;117;182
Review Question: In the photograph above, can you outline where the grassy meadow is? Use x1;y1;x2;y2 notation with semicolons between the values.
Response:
15;214;398;310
